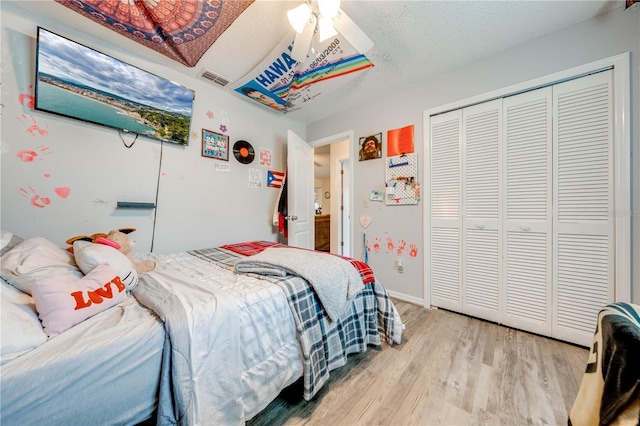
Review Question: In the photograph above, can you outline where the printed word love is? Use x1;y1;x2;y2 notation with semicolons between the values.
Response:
70;276;126;310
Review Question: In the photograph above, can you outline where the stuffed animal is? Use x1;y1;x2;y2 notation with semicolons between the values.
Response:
104;229;156;274
65;227;156;274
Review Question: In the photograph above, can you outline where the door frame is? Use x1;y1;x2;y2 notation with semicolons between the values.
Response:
423;52;631;309
309;130;355;257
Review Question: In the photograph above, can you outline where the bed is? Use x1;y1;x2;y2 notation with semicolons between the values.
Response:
0;233;403;425
569;302;640;426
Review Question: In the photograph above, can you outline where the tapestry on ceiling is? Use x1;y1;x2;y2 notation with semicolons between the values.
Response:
230;31;374;114
55;0;254;67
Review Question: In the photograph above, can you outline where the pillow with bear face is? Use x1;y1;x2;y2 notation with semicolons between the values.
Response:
73;240;138;291
0;237;83;295
31;264;128;337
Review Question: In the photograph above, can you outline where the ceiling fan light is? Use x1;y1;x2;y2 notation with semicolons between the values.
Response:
288;3;312;34
318;0;340;19
318;16;337;42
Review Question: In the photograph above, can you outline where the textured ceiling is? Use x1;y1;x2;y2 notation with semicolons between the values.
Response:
9;0;620;124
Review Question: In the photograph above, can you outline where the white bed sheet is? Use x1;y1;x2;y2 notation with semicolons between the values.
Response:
0;295;165;426
134;252;303;424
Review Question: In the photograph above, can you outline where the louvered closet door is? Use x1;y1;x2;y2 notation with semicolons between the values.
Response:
502;88;553;336
430;109;463;311
462;100;502;322
552;70;614;347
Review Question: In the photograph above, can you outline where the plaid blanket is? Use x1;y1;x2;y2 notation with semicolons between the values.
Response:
220;240;375;284
189;246;400;400
569;302;640;426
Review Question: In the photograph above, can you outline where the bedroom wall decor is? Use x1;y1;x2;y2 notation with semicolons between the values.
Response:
232;31;373;113
201;129;229;161
387;124;414;157
385;153;419;205
358;133;382;161
55;0;254;67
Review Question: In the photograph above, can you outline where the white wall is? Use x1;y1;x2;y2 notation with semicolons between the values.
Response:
1;2;304;254
307;5;640;304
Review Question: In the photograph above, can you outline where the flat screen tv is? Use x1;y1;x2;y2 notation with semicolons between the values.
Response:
35;27;195;145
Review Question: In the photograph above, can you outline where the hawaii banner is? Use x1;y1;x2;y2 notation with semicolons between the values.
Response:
231;30;374;113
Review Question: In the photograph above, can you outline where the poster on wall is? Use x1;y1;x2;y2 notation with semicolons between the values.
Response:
359;133;382;161
387;125;414;157
231;31;374;113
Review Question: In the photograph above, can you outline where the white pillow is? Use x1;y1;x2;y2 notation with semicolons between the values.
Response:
73;240;138;290
32;264;128;337
0;279;48;365
0;237;83;295
0;230;24;256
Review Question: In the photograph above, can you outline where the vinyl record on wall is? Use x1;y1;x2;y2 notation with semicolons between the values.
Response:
233;140;255;164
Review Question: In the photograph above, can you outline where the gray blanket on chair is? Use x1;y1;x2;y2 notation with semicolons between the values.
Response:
234;247;362;321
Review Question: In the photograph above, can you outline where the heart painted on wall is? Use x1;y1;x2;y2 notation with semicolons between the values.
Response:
359;216;371;228
55;187;70;199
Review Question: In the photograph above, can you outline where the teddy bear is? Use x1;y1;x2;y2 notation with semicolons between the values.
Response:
104;229;156;274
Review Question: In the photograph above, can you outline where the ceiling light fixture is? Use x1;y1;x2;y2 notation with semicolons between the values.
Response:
287;0;373;63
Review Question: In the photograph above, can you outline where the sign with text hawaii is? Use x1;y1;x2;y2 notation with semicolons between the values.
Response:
232;31;373;113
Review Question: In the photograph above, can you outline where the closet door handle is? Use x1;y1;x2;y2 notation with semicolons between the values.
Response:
520;225;531;232
475;223;485;229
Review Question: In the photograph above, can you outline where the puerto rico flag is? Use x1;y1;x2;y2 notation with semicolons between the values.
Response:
267;170;285;188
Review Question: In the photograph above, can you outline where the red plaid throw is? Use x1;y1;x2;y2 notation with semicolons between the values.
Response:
220;241;375;284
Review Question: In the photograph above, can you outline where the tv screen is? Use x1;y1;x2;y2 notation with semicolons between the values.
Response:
35;27;195;145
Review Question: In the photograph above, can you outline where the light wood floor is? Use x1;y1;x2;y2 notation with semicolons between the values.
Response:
248;299;590;426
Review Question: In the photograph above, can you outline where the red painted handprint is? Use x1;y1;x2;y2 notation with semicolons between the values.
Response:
386;237;394;251
397;239;407;256
409;244;419;258
19;186;51;208
17;114;48;137
372;237;381;252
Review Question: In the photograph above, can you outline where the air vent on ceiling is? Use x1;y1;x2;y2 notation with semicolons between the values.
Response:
200;70;232;87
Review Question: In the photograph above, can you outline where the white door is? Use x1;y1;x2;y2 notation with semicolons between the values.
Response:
339;159;350;256
552;70;614;346
287;130;314;249
462;99;502;323
429;109;463;312
502;87;553;336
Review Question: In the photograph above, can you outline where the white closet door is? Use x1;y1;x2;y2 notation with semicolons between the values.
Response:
462;100;502;322
502;88;553;335
552;70;614;346
430;109;463;311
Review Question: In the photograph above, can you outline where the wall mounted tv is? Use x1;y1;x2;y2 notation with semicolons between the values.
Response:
35;27;195;145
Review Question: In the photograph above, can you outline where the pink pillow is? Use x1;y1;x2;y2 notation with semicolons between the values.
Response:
31;264;128;337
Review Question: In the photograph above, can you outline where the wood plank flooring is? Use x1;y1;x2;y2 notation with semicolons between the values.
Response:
247;300;590;426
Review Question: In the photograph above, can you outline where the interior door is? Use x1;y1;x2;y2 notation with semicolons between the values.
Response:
429;109;463;312
287;130;314;249
552;70;614;346
502;87;553;336
462;99;502;323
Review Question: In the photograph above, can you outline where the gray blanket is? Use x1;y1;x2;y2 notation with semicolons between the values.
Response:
234;247;363;321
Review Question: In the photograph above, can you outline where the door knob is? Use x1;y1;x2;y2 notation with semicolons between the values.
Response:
287;215;298;221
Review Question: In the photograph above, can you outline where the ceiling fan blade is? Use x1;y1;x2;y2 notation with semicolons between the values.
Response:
290;17;316;63
333;9;373;54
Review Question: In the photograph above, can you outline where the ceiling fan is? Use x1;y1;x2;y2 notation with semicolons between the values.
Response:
287;0;374;63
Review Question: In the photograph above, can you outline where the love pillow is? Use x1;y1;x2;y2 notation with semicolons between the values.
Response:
73;240;138;291
32;264;128;337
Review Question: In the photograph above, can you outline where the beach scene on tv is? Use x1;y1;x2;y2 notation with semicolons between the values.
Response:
35;28;195;145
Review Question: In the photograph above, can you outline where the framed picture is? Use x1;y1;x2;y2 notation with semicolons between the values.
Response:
359;133;382;161
202;129;229;160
